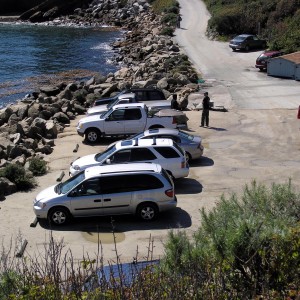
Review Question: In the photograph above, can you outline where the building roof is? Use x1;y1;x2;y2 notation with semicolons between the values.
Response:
279;51;300;64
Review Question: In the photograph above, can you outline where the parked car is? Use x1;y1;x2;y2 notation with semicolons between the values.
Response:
229;34;267;51
107;128;204;161
77;103;182;143
93;87;167;107
69;138;189;179
255;50;283;71
33;163;177;225
87;93;171;116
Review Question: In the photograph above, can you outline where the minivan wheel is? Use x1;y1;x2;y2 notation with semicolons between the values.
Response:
85;128;101;143
48;207;70;225
137;203;158;221
245;45;250;51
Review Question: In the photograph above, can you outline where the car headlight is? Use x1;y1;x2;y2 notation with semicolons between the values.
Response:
35;201;46;209
78;123;82;129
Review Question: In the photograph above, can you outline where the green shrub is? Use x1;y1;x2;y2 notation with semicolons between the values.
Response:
151;0;178;14
161;12;177;26
28;157;47;176
0;163;36;191
160;27;174;36
162;180;300;297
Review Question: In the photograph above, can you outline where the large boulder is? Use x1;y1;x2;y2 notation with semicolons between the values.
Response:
52;112;70;124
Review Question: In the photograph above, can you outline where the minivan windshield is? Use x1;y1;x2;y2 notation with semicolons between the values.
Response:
56;171;86;194
95;145;117;162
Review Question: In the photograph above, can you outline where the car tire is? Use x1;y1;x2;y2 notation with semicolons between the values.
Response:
85;128;101;143
245;45;250;52
48;207;71;225
232;48;236;51
186;152;192;162
137;203;158;221
259;67;264;71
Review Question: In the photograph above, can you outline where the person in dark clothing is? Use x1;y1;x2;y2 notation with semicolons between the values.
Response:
171;94;179;110
176;15;182;28
200;92;210;127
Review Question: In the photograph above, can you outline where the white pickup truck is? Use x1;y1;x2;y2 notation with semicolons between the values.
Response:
77;103;181;143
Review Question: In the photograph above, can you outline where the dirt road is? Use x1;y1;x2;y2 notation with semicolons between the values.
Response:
176;0;300;109
1;1;300;265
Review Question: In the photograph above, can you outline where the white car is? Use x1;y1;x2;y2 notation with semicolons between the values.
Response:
70;138;189;179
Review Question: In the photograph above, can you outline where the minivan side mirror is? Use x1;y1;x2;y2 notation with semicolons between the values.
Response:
106;158;111;164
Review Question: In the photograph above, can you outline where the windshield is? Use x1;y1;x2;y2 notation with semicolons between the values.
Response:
235;36;246;41
178;130;194;141
107;97;120;109
101;106;114;119
57;171;86;194
95;144;117;162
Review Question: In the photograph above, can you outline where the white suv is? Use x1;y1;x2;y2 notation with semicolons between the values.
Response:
69;138;189;179
34;163;177;225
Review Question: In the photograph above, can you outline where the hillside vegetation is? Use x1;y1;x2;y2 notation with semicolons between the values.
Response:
203;0;300;53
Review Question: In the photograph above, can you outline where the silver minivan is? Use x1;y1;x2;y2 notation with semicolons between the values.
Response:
34;163;176;225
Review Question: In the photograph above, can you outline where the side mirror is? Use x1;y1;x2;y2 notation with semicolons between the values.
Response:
106;158;111;164
68;189;78;197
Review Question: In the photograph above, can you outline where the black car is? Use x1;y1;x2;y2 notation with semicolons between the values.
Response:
229;34;267;52
93;87;166;107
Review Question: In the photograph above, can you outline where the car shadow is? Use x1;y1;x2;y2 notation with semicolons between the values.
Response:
189;156;214;167
174;178;203;194
38;207;192;232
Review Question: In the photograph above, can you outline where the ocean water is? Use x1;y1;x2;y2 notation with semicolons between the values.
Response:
0;23;122;108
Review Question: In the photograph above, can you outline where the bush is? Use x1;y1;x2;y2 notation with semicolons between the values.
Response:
28;157;48;176
161;12;177;26
162;180;300;298
0;164;36;191
160;27;174;36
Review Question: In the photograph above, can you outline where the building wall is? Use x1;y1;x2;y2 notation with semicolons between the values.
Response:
267;58;296;79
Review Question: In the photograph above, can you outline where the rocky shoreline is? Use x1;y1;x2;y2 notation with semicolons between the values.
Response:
0;0;200;196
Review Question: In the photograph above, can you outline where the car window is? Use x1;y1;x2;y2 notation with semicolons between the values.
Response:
100;174;163;193
247;36;253;41
154;146;180;158
124;109;142;120
75;178;102;196
178;130;194;141
60;171;86;194
134;91;144;101
253;36;258;40
95;145;117;162
109;109;125;121
145;134;181;143
111;149;131;163
147;91;165;100
130;148;157;161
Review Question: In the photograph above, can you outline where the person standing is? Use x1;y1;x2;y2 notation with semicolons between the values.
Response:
200;92;210;127
176;15;182;28
171;94;179;110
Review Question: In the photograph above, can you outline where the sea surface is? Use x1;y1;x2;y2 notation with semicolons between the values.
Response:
0;23;122;108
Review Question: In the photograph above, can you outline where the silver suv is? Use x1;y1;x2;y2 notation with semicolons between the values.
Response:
69;138;189;179
34;163;177;225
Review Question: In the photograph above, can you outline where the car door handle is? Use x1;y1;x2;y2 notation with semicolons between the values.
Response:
104;198;111;202
94;199;102;202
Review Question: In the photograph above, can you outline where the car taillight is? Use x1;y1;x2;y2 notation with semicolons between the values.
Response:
181;160;187;168
165;189;174;197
